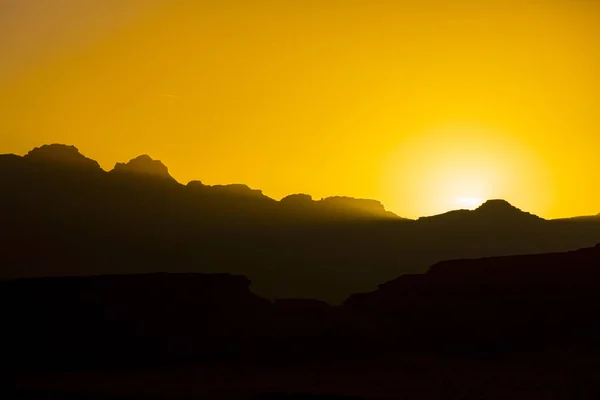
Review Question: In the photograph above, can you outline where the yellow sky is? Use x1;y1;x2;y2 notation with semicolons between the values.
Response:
1;0;599;218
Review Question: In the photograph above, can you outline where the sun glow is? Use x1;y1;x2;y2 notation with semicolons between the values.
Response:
1;0;595;219
383;123;553;218
455;197;484;210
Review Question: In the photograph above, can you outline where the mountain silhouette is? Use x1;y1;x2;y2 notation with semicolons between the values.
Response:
281;193;314;204
344;243;600;355
279;194;399;220
418;198;543;227
316;196;399;219
3;146;600;398
111;154;176;181
24;144;102;170
3;144;600;303
188;180;274;201
474;198;542;219
3;245;600;398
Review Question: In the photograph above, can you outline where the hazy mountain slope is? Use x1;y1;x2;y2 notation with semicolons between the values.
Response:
2;144;600;302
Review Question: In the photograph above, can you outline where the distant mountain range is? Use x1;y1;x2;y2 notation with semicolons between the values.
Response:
2;144;600;303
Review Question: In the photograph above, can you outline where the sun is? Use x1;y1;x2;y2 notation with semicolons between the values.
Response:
455;196;484;210
383;123;550;218
382;122;534;217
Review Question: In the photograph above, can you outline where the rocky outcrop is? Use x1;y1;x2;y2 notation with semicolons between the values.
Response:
317;196;398;219
474;199;542;220
188;181;272;201
111;154;176;181
24;144;101;170
418;200;545;230
280;193;314;205
279;194;401;220
344;244;600;353
211;184;269;199
418;199;543;225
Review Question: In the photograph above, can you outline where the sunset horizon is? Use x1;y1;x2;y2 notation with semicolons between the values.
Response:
3;2;600;395
5;141;591;220
2;0;600;220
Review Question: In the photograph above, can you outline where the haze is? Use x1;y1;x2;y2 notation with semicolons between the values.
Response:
1;0;599;218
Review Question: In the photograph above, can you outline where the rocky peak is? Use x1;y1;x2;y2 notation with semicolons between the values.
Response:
280;193;314;205
475;199;541;220
318;196;398;218
112;155;174;181
476;199;518;213
24;144;101;170
210;184;267;198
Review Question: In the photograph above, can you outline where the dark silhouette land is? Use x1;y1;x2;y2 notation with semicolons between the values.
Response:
3;144;600;303
2;144;600;398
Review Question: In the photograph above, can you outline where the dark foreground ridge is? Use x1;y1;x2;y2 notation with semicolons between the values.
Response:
3;244;600;398
3;144;600;304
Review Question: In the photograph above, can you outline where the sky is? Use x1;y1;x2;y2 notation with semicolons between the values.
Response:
1;0;599;218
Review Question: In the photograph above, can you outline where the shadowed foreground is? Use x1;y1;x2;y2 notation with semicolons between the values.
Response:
3;245;600;398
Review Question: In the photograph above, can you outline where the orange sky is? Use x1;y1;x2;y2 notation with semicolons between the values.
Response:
1;0;599;218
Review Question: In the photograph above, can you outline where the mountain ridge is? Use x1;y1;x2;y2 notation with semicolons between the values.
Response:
24;144;102;171
1;144;401;219
3;144;600;303
111;154;176;181
0;144;559;220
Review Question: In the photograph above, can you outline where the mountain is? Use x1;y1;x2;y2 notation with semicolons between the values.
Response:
111;154;176;181
1;273;273;370
279;194;399;220
3;144;600;303
24;144;102;171
418;199;543;227
317;196;398;219
474;198;543;221
3;246;600;398
4;244;600;362
557;213;600;221
188;180;275;202
344;243;600;353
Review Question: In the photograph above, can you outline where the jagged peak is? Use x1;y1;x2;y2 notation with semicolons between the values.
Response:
24;144;101;170
476;199;519;212
111;154;175;181
418;199;542;223
475;199;541;219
